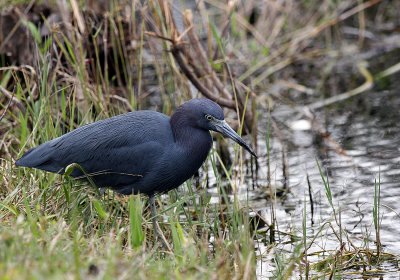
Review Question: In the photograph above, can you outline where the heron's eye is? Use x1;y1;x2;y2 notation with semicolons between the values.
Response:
205;114;213;121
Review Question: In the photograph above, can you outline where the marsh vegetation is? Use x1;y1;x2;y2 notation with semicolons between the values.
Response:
1;0;400;278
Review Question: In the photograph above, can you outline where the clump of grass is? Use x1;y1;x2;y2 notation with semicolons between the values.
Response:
1;154;257;278
270;161;398;279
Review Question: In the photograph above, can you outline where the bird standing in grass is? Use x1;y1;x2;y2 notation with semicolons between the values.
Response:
16;98;256;244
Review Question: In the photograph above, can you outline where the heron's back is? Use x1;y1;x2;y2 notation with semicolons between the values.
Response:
16;111;174;192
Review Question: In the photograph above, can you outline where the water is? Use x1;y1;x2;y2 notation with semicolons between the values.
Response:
253;89;400;278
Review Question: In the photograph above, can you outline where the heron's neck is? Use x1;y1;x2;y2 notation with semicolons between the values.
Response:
170;112;212;155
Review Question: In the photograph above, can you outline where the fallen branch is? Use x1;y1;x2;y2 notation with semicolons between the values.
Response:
306;62;373;110
146;1;254;131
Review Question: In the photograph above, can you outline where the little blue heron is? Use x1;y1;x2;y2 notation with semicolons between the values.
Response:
16;98;256;243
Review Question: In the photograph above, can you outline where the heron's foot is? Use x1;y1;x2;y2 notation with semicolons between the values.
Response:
149;195;172;252
153;218;172;252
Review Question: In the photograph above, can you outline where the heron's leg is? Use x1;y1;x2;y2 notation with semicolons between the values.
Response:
149;195;171;251
149;195;159;240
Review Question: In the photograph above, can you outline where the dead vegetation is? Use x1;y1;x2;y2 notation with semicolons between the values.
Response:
1;0;400;278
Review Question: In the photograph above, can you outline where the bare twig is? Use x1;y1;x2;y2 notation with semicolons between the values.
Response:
0;86;26;114
146;2;254;128
0;86;16;121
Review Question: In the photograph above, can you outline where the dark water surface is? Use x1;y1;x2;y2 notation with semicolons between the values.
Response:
249;90;400;278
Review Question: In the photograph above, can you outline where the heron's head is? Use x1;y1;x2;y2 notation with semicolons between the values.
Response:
176;98;257;157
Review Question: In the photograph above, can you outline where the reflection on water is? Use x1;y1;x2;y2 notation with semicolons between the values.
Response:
251;90;400;278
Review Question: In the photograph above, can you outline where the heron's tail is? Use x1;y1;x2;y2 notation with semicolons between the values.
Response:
15;143;64;174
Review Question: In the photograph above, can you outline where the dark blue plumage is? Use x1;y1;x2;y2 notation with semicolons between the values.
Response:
16;98;256;196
